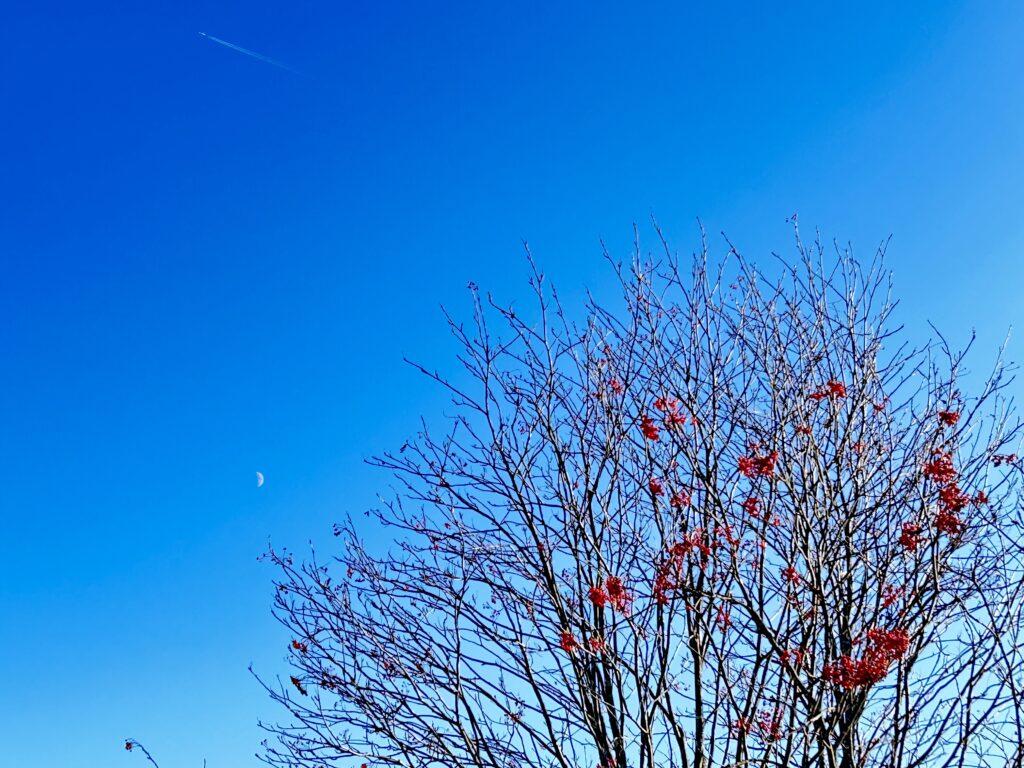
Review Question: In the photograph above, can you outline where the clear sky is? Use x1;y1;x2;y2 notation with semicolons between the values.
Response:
3;2;1024;766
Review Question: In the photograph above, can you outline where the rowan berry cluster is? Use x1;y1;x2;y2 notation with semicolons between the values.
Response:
808;380;847;401
738;450;779;478
821;627;909;689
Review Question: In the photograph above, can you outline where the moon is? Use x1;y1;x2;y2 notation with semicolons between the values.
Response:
256;471;265;488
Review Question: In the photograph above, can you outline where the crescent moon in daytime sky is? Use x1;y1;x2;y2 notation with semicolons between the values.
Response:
256;472;265;487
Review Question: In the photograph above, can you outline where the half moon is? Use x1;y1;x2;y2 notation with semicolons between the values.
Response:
256;471;265;488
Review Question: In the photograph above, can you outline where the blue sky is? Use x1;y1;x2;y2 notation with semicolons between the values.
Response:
3;2;1024;766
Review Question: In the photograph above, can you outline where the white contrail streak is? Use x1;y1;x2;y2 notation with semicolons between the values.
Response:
198;32;300;74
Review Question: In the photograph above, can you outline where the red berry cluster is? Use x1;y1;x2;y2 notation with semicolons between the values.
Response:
779;648;804;668
918;447;986;541
781;565;801;585
881;584;905;609
715;604;732;633
734;709;784;742
922;450;957;485
589;575;632;612
559;631;580;654
654;396;695;427
652;532;712;605
670;489;691;508
809;380;847;401
738;450;779;478
642;397;696;440
898;522;924;552
821;627;909;689
640;415;660;441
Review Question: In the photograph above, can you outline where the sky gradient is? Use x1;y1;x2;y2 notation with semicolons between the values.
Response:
3;3;1024;766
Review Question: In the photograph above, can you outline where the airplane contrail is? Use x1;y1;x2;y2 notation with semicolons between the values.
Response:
198;32;300;74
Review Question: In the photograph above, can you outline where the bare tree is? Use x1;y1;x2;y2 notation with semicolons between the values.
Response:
257;224;1024;768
